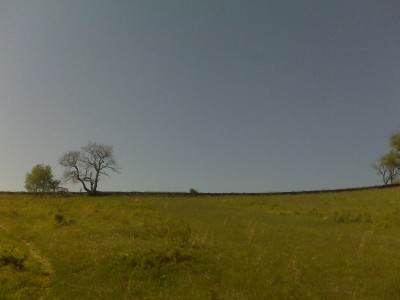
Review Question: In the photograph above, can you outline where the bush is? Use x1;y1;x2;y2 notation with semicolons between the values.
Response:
54;214;73;226
189;188;198;195
0;250;26;270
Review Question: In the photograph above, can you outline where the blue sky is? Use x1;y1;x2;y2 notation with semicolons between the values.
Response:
1;1;399;192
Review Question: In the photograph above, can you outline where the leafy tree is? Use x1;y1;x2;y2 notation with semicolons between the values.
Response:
59;142;120;195
25;164;58;194
374;132;400;184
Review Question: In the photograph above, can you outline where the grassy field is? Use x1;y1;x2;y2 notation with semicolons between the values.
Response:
1;187;400;299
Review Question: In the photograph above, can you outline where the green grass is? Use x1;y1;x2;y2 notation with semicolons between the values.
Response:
1;187;400;299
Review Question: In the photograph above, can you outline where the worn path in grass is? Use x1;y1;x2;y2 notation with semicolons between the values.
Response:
0;217;55;299
0;220;54;273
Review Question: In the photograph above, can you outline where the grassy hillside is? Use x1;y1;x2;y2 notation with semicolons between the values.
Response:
1;187;400;299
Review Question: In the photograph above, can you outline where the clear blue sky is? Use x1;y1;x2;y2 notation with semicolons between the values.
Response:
1;1;399;192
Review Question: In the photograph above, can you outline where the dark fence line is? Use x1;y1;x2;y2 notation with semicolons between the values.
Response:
1;184;398;197
98;183;400;197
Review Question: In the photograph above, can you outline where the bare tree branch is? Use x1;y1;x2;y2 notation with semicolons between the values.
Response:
373;146;400;185
59;142;120;195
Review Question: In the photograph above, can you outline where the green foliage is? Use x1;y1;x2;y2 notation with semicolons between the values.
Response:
25;164;58;193
390;132;400;152
374;131;400;184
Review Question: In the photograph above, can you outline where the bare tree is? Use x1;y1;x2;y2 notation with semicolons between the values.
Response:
59;142;120;195
373;161;399;185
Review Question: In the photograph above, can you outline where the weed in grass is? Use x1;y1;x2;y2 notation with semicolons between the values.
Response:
247;221;257;242
191;227;214;249
207;287;220;300
132;248;193;270
119;246;194;289
132;217;192;246
165;218;192;247
379;207;400;227
307;208;321;216
333;209;374;223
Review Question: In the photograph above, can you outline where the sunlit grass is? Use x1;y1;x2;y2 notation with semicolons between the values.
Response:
1;188;400;299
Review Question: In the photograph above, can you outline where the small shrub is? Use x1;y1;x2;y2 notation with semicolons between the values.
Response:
0;250;26;270
54;213;73;226
189;188;199;195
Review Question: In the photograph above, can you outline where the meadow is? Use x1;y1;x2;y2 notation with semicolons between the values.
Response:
1;187;400;299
